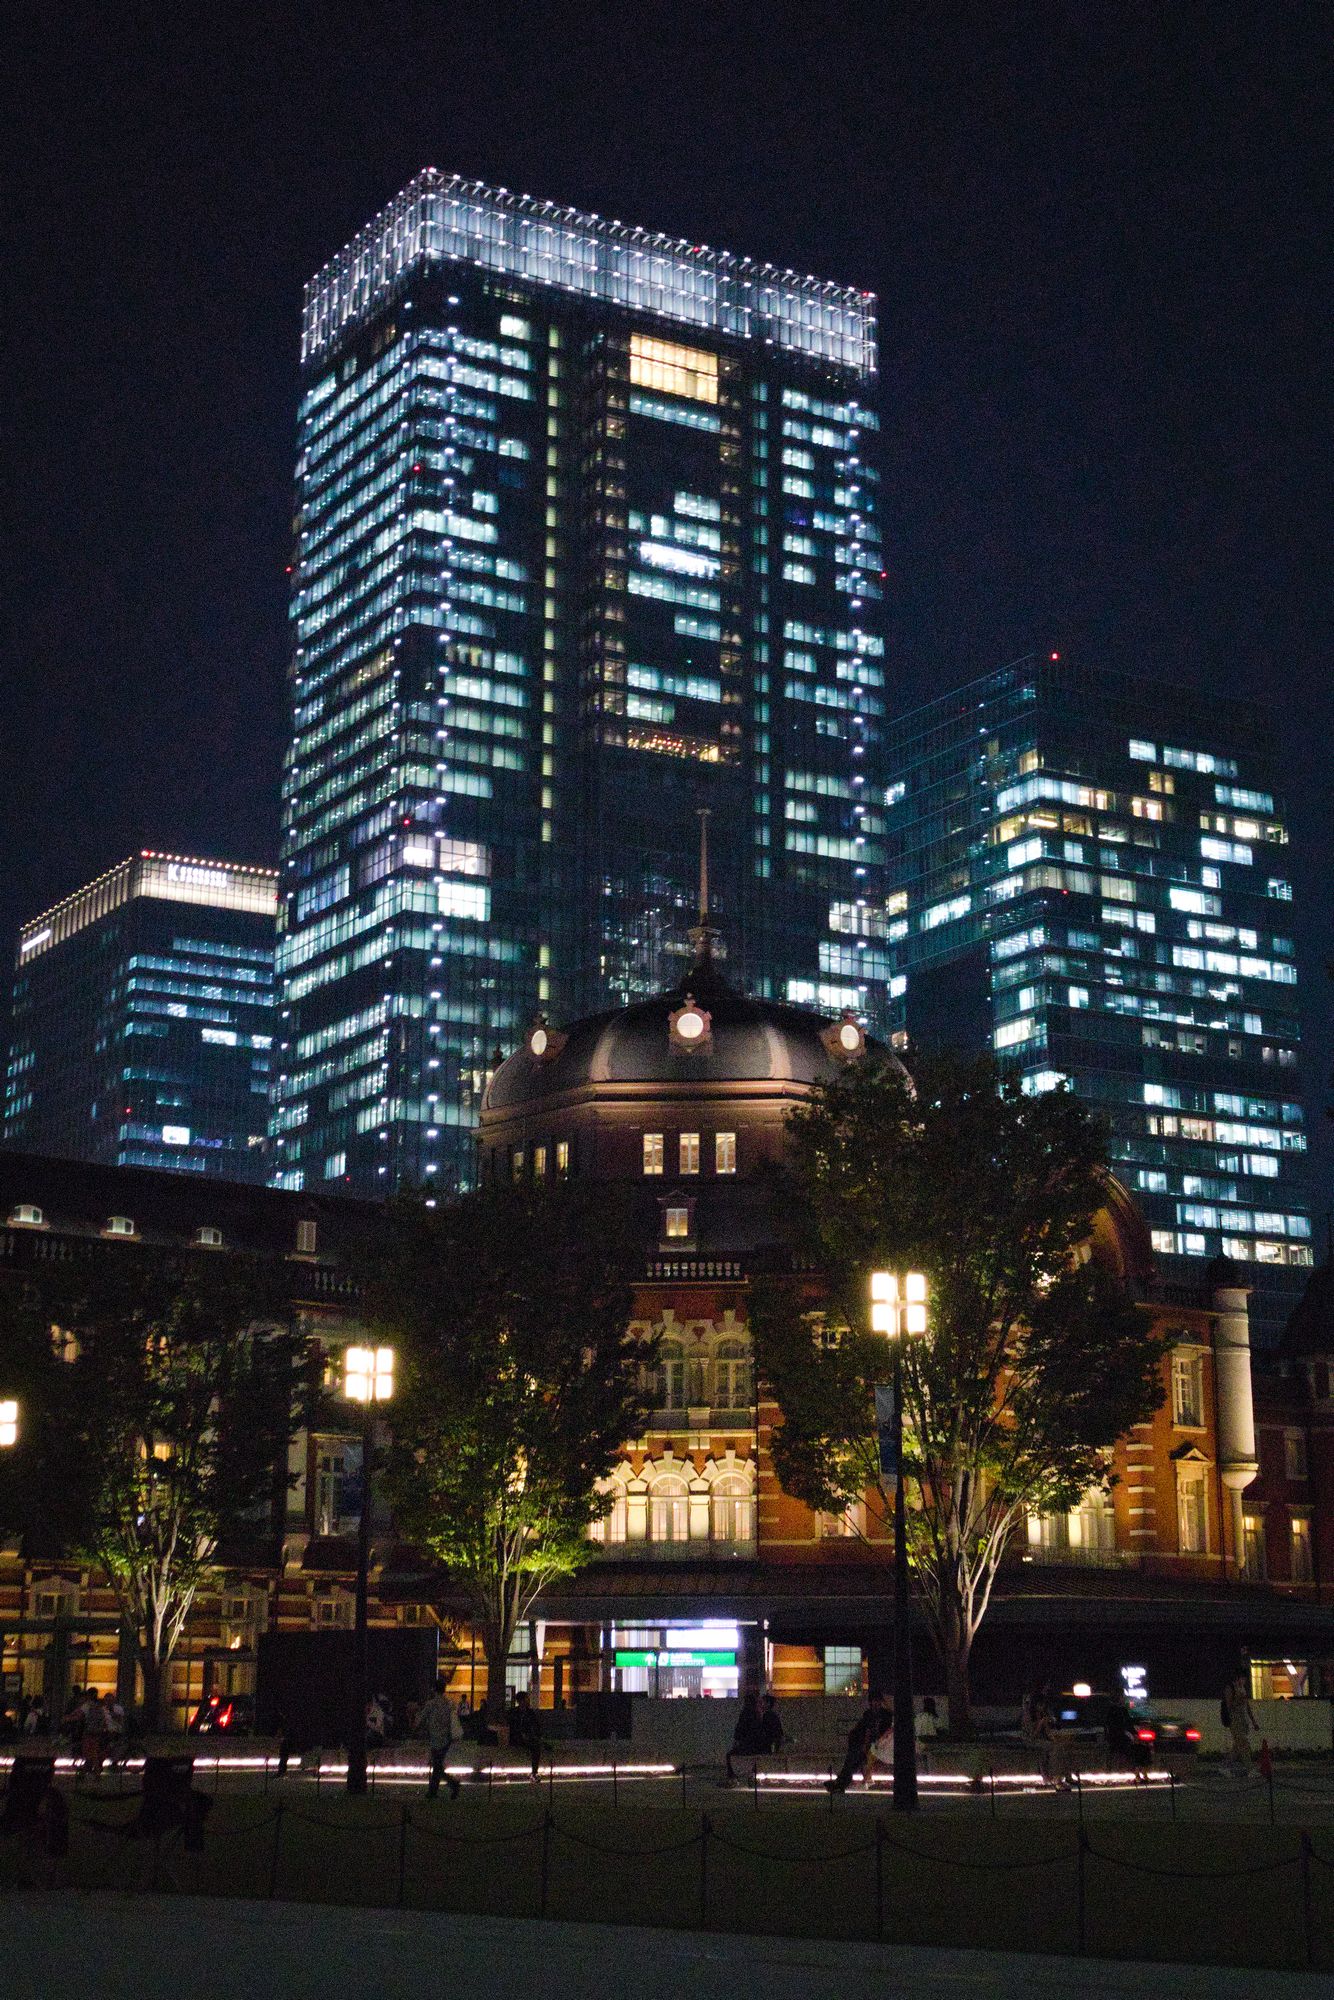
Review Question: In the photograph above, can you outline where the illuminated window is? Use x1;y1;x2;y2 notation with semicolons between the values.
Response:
679;1132;700;1174
1177;1471;1208;1554
643;1133;664;1175
1242;1514;1266;1580
649;1476;690;1542
555;1140;570;1176
1291;1515;1314;1582
664;1205;690;1239
1171;1352;1205;1428
533;1145;548;1179
629;334;719;404
296;1219;318;1256
715;1131;737;1174
823;1645;863;1695
510;1147;525;1181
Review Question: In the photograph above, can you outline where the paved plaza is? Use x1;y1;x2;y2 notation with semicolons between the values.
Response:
8;1894;1333;2000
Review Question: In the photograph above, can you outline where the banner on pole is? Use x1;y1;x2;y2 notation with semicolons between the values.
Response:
874;1383;898;1481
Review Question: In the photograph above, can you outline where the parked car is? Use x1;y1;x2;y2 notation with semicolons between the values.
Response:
188;1693;254;1736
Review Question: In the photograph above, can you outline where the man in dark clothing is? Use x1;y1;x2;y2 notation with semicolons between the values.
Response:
725;1692;765;1783
826;1692;890;1794
508;1690;543;1781
757;1694;785;1756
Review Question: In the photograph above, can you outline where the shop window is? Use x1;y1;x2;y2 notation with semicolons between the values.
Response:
1171;1352;1204;1428
823;1646;863;1696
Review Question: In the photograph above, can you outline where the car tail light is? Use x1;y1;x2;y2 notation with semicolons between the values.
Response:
1135;1727;1156;1743
1185;1726;1201;1742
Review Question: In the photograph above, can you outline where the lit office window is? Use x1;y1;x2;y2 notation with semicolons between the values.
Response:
629;333;719;404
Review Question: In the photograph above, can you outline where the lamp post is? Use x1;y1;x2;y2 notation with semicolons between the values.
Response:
343;1345;394;1795
870;1271;927;1813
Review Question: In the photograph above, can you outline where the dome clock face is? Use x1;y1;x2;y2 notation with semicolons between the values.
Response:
838;1021;862;1053
676;1009;705;1041
669;999;712;1049
529;1026;549;1057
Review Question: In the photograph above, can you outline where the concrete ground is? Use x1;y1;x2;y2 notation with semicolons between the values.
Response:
7;1894;1332;2000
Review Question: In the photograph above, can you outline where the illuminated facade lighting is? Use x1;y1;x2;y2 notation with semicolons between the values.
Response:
274;174;887;1194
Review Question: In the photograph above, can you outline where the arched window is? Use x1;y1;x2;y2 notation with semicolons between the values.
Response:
655;1340;686;1410
710;1472;755;1550
589;1485;628;1545
714;1340;753;1411
649;1474;690;1543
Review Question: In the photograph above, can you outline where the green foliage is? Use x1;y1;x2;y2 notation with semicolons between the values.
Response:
751;1049;1165;1721
0;1252;299;1721
370;1180;651;1698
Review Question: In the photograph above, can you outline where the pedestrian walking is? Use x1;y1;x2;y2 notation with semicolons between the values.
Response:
725;1691;765;1783
758;1693;786;1756
419;1678;461;1800
507;1690;543;1781
826;1691;890;1794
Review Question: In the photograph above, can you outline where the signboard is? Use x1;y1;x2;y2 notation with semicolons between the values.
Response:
874;1383;898;1480
614;1650;736;1669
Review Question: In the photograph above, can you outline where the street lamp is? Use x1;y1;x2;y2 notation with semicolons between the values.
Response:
0;1400;18;1449
343;1345;394;1795
870;1271;928;1813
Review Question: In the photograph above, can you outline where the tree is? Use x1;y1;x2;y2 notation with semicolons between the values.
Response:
751;1050;1165;1731
0;1252;300;1728
371;1181;651;1714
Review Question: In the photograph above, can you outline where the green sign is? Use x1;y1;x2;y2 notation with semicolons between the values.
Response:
614;1649;736;1668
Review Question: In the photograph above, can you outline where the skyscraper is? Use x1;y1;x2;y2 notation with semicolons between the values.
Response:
3;852;277;1181
272;172;885;1195
886;654;1311;1339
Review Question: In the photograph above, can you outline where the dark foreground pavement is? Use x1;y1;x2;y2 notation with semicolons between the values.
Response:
6;1894;1330;2000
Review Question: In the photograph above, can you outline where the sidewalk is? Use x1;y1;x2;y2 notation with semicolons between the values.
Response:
8;1894;1332;2000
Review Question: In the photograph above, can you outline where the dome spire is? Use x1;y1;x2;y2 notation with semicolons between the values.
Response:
686;806;722;965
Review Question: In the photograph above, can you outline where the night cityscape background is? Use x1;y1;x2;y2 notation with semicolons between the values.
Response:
5;3;1331;1208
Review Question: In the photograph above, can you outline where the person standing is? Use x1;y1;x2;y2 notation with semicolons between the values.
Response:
78;1689;110;1785
419;1679;461;1800
1224;1674;1259;1777
758;1694;786;1758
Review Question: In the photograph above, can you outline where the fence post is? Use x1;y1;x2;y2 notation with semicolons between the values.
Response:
874;1818;885;1940
1169;1770;1176;1822
1301;1831;1314;1970
1074;1772;1084;1827
1267;1768;1276;1826
698;1812;711;1930
680;1762;686;1809
539;1809;552;1919
989;1765;996;1819
267;1800;285;1900
1076;1825;1088;1955
612;1756;617;1808
548;1756;555;1804
397;1801;409;1907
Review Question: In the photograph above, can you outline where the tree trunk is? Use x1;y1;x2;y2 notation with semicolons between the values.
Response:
480;1619;511;1721
140;1650;167;1734
938;1593;974;1738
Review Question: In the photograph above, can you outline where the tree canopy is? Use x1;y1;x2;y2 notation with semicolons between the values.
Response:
370;1179;651;1710
751;1049;1165;1727
0;1251;299;1725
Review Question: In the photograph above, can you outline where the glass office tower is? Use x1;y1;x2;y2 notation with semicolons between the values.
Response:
273;172;885;1194
4;853;277;1181
886;654;1311;1339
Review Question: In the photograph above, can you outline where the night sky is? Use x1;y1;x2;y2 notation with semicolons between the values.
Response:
6;3;1331;1213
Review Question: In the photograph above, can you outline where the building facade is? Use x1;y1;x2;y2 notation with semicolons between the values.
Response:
883;654;1311;1342
272;171;887;1196
3;853;277;1183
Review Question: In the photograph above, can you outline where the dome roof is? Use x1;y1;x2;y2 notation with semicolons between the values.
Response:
483;952;896;1113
